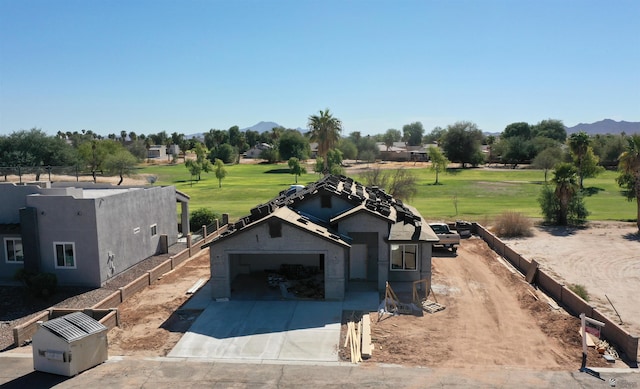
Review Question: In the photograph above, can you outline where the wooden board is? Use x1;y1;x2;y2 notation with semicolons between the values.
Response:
361;314;372;359
578;329;596;347
422;300;445;313
525;260;539;284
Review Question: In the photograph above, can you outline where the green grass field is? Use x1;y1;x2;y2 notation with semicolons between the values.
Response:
138;162;636;223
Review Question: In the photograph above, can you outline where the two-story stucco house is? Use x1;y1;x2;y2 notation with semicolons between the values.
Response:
0;182;189;287
204;174;438;300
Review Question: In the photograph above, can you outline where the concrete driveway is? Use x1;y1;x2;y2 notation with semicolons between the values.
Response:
168;300;344;362
168;280;379;362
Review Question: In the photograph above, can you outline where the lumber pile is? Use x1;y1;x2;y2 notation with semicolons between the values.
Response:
344;313;373;363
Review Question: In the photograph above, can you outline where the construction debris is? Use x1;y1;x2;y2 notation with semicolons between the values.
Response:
186;278;206;294
344;312;373;363
413;279;445;314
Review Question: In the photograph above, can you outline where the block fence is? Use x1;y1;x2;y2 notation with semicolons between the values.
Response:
12;223;228;347
473;222;639;363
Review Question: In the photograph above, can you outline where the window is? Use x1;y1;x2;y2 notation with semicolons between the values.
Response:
268;220;282;238
150;224;157;237
390;244;417;271
54;242;76;268
4;238;23;263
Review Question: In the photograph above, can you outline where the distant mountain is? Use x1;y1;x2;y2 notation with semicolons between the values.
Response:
566;119;640;135
241;121;281;133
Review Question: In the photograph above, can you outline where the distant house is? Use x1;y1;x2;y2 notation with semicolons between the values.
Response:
168;144;181;157
147;145;167;159
377;142;430;162
204;174;438;300
0;182;189;287
244;143;273;159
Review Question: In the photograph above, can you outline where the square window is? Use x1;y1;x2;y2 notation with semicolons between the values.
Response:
4;238;23;263
54;242;76;268
389;244;418;271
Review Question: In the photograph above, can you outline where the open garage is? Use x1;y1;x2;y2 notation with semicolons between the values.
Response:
229;252;327;300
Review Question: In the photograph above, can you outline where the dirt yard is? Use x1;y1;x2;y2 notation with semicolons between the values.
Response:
348;238;611;369
503;221;640;337
106;250;210;356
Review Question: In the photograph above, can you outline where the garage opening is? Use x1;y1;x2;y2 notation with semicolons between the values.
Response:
229;253;325;300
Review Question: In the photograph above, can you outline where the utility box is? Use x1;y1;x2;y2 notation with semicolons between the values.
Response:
32;312;108;377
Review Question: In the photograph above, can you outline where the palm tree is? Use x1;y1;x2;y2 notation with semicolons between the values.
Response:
552;163;579;225
568;131;590;188
307;108;342;174
618;134;640;231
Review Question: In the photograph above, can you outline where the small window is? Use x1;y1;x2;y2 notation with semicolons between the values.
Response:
4;238;24;263
390;244;417;271
321;195;332;208
150;224;157;237
54;242;76;269
133;227;141;234
268;220;282;238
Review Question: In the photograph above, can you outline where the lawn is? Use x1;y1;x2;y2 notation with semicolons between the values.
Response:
138;162;636;223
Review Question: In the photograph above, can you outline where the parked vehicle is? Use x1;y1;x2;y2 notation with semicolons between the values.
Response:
429;223;460;253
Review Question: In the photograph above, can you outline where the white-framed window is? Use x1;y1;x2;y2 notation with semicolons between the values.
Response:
150;224;157;237
390;244;417;271
4;238;24;263
54;242;76;269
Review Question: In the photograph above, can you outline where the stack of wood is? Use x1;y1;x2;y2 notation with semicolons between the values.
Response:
344;313;373;363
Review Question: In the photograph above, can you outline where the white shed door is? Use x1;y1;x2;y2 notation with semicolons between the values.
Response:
350;244;367;280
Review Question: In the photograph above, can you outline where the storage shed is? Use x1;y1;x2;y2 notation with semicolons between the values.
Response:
32;312;108;376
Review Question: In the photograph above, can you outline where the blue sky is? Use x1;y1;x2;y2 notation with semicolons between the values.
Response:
1;0;638;137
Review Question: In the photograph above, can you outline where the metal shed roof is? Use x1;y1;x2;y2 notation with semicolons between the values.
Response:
41;312;107;343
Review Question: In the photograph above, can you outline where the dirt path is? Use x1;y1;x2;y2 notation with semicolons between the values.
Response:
107;250;210;356
367;237;608;369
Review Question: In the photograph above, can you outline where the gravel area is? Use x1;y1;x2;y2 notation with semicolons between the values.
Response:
0;244;186;351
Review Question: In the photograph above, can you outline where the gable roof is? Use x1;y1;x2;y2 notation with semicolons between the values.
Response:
203;205;350;248
204;174;437;246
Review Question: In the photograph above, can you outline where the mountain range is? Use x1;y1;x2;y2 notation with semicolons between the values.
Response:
565;119;640;135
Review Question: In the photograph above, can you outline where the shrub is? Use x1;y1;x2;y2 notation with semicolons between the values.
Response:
14;269;57;298
568;283;590;301
493;211;533;238
190;208;221;233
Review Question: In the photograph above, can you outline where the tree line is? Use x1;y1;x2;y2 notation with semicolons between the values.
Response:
2;112;639;231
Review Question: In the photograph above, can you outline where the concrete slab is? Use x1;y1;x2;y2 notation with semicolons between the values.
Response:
170;287;381;363
169;300;344;362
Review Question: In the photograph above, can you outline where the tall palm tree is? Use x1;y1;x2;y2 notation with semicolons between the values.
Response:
552;163;579;225
307;108;342;174
568;131;590;189
619;134;640;231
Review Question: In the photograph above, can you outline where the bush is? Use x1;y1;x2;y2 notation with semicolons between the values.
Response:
493;211;533;238
190;208;221;233
568;283;589;301
538;185;589;226
14;269;57;298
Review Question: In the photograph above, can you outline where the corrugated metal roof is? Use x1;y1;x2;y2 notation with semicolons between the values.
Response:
41;312;107;342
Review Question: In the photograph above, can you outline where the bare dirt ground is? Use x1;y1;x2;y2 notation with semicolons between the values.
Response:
107;250;210;356
343;238;611;369
503;221;640;337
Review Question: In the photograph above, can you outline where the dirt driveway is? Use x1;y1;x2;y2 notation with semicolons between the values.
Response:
366;237;609;369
